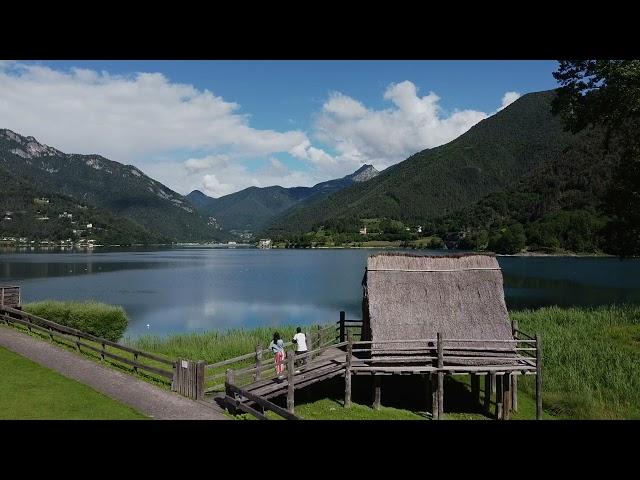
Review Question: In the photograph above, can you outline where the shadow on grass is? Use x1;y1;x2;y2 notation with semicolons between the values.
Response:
242;374;495;419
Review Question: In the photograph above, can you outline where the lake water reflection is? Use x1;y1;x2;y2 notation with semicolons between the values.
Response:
1;248;638;337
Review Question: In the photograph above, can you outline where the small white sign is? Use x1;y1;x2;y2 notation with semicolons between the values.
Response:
181;360;188;369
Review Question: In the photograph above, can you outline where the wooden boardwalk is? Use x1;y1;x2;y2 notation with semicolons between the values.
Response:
213;347;348;415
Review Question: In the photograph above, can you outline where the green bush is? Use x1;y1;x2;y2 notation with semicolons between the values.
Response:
24;301;129;342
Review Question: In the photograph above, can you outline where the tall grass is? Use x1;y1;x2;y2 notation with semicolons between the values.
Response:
126;325;305;364
512;304;640;419
128;304;640;419
24;300;128;342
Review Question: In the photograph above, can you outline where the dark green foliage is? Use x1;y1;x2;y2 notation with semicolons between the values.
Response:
487;223;526;254
24;301;129;342
0;129;221;242
0;166;161;244
266;90;573;237
552;60;640;256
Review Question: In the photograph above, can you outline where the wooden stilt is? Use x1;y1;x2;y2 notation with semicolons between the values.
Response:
431;373;439;419
344;332;352;408
484;373;491;414
471;374;480;405
503;374;512;420
373;375;381;410
495;374;503;420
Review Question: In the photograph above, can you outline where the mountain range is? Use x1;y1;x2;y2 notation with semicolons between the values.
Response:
265;90;576;236
0;88;616;253
186;164;379;232
0;129;221;243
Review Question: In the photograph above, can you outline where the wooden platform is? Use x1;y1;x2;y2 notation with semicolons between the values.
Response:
229;347;347;405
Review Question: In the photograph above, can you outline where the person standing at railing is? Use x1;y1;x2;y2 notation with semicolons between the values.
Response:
269;332;286;380
292;326;308;372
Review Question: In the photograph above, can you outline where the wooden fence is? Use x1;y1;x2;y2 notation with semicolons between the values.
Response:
0;305;207;399
0;285;20;308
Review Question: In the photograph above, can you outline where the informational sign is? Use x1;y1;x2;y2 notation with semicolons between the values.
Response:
181;360;188;369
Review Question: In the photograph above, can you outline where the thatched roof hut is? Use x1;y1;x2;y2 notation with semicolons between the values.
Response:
361;253;515;363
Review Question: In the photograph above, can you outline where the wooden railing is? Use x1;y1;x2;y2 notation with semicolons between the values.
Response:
0;305;177;385
203;322;338;393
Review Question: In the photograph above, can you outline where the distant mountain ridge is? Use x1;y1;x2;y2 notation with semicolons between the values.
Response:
0;129;223;242
187;164;379;232
265;89;575;236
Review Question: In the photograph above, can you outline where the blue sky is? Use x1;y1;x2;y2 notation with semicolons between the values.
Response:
0;60;559;197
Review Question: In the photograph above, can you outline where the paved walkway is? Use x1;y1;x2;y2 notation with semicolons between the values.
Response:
0;325;227;420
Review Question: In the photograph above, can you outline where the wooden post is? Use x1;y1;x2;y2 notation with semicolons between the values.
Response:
225;368;237;414
471;373;480;405
287;351;295;413
373;375;381;410
484;373;491;414
491;372;496;394
49;326;54;343
437;332;444;419
339;311;346;343
431;373;438;419
512;319;518;413
100;342;105;362
196;361;205;400
344;331;352;408
503;374;512;420
255;344;263;381
495;374;504;420
536;334;543;420
133;352;138;374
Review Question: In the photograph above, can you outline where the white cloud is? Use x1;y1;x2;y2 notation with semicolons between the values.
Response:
499;91;521;111
0;62;523;197
312;80;494;172
0;62;307;162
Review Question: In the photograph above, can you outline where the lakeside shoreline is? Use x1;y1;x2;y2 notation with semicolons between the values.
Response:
0;243;622;257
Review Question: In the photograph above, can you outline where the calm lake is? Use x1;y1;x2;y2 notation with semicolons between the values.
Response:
1;247;639;338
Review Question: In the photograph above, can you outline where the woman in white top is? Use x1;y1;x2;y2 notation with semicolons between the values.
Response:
269;331;286;378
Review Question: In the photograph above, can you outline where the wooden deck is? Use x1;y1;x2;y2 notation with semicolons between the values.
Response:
214;347;347;410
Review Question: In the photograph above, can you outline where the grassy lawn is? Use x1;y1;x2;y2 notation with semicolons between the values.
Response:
0;346;147;419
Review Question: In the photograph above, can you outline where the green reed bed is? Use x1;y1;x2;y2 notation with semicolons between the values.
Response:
126;325;304;365
512;304;640;419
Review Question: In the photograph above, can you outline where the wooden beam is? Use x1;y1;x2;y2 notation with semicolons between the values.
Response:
339;311;346;343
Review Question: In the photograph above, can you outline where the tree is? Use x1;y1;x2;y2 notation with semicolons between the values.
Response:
552;60;640;256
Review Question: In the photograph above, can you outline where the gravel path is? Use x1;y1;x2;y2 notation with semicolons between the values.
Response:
0;325;227;420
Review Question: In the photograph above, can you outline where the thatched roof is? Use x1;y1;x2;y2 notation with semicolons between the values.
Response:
362;253;514;363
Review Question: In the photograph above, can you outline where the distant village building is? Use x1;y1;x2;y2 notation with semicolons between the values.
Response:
36;215;50;221
359;227;367;235
34;197;50;205
86;223;93;229
417;226;423;234
59;212;73;219
258;238;272;249
2;215;12;221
